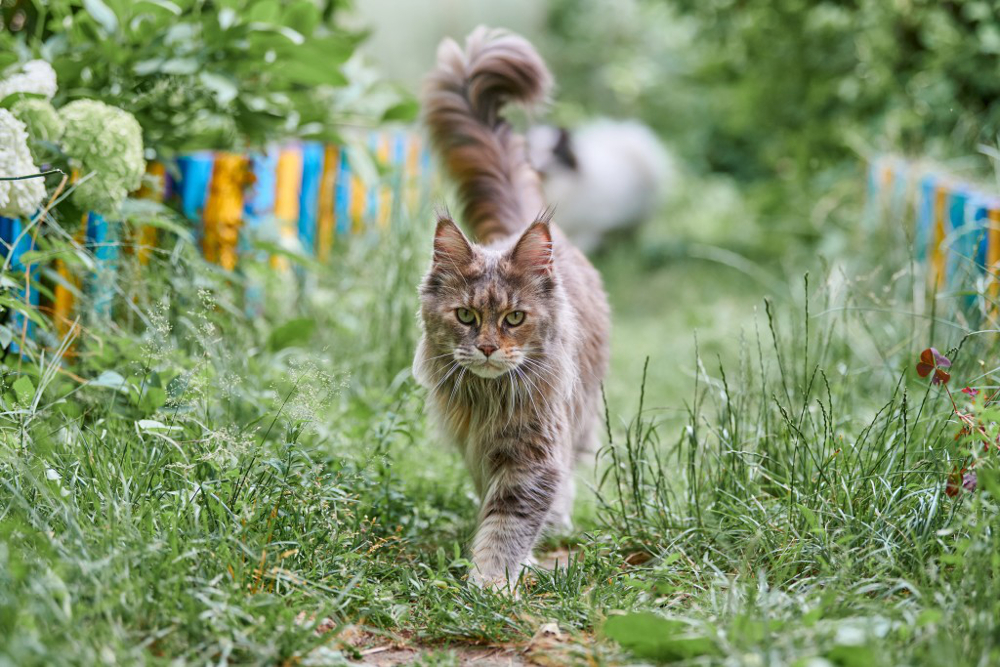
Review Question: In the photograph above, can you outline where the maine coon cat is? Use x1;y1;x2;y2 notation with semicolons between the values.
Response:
413;27;610;589
526;120;673;254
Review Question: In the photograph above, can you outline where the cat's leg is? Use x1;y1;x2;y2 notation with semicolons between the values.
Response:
469;455;562;591
543;408;597;534
545;474;575;534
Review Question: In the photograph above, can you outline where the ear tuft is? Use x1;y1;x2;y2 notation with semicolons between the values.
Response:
510;220;553;275
433;216;474;268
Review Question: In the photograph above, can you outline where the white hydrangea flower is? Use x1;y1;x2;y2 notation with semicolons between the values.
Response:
0;60;58;102
0;109;47;218
60;100;145;215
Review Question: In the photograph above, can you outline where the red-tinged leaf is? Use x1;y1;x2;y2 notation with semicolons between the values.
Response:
918;348;953;382
946;471;962;497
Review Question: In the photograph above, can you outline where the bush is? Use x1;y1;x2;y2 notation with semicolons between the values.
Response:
546;0;1000;226
0;0;411;153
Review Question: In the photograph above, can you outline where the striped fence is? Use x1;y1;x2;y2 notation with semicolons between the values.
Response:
169;130;431;267
867;156;1000;308
0;129;432;353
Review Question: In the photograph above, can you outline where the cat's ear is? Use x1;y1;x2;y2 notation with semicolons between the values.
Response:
433;216;474;269
510;220;553;275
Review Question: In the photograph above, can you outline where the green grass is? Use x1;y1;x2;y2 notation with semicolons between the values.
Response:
1;177;998;666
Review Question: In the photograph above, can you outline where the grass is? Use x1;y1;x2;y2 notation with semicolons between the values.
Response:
1;172;998;666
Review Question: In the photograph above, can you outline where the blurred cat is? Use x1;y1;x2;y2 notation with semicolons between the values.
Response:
527;120;673;253
415;27;610;590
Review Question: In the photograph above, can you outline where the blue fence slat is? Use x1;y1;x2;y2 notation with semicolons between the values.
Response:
970;197;995;271
245;149;278;230
298;141;324;254
945;187;971;288
365;133;380;224
334;148;351;236
0;216;37;349
176;152;215;223
916;175;936;263
86;212;118;318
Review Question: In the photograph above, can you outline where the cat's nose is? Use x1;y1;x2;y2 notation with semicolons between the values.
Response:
478;344;497;358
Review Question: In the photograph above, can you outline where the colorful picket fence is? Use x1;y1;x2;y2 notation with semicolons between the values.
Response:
0;129;432;353
867;156;1000;308
170;130;432;268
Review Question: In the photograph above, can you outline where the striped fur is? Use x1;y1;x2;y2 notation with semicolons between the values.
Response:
423;27;550;244
415;28;610;591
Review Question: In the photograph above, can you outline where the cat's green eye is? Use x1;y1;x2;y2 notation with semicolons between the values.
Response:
505;311;525;327
456;307;477;325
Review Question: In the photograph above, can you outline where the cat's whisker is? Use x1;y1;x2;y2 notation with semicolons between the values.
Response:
519;357;557;385
515;365;552;417
424;351;458;363
448;367;467;410
430;361;461;393
428;360;457;383
503;370;517;428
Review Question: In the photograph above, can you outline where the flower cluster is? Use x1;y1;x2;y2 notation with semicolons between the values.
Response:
10;98;64;161
916;347;999;497
0;60;57;101
0;109;47;219
60;100;146;215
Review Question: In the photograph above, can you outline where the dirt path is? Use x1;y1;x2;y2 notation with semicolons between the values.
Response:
330;549;580;666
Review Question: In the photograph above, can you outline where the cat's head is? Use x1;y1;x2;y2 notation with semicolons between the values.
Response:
419;215;557;380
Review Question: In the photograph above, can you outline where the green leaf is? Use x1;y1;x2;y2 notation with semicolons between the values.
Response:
159;58;200;75
12;376;35;406
0;92;46;110
246;0;280;23
381;99;419;123
267;317;316;351
603;612;720;662
0;325;14;350
90;370;129;393
199;71;239;105
248;23;304;45
0;295;50;331
278;61;347;87
83;0;120;33
133;0;182;16
166;374;190;399
139;386;167;413
283;0;321;35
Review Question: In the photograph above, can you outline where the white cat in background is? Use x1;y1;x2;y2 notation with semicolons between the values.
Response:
526;120;673;253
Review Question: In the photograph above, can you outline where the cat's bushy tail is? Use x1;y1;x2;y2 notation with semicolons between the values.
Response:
423;27;551;243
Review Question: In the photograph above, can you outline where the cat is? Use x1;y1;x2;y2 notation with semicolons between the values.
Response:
413;27;611;590
526;120;673;253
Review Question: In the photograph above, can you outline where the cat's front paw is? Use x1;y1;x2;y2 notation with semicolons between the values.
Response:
468;568;516;595
468;563;528;596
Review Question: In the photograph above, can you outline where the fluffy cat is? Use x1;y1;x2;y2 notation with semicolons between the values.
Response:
413;27;611;590
526;120;673;253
